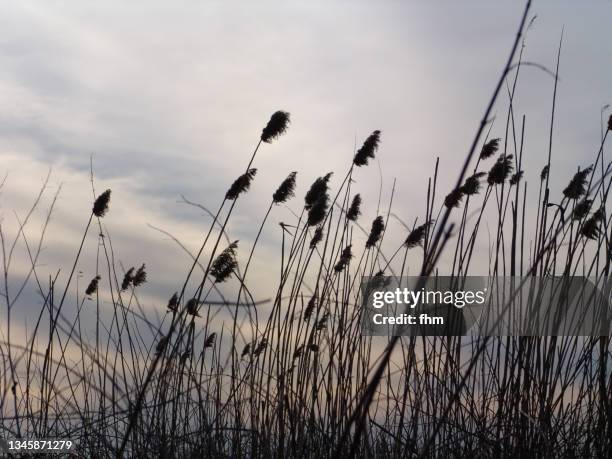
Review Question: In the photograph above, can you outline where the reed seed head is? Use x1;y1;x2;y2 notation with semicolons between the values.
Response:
85;275;101;296
304;296;316;321
366;216;385;248
480;138;501;160
580;208;604;240
273;171;297;204
316;313;328;331
353;130;381;167
204;333;216;349
226;169;257;201
167;292;179;312
307;195;328;227
370;271;392;289
254;338;268;356
121;267;134;291
510;170;524;186
132;264;147;287
540;165;549;181
563;166;592;200
241;343;251;358
93;189;111;217
347;194;362;221
334;245;352;273
487;154;514;185
186;298;200;317
461;172;487;196
305;173;332;209
155;335;169;355
261;111;290;143
572;199;592;221
310;226;324;249
210;240;239;283
608;114;612;131
444;187;464;208
404;220;431;249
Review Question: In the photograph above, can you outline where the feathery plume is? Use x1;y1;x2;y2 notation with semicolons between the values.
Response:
307;195;328;227
273;171;297;204
204;333;216;349
580;208;604;240
304;296;316;321
334;245;352;273
93;189;111;217
608;114;612;131
370;271;392;289
572;199;592;221
310;226;324;249
347;194;362;221
226;169;257;200
540;165;549;181
186;298;200;317
405;221;431;248
444;187;464;208
316;313;328;331
132;264;147;287
563;166;592;200
353;130;381;167
510;170;524;186
155;335;169;355
85;275;100;296
461;172;487;196
261;111;290;143
305;173;332;209
167;292;179;312
241;343;251;358
210;241;239;283
121;267;134;291
487;154;514;185
480;138;500;160
366;216;385;248
254;338;268;356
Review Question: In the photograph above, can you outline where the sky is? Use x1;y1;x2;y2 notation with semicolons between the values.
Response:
0;0;611;331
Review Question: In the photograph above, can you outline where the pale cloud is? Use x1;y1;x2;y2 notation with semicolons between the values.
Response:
0;0;610;330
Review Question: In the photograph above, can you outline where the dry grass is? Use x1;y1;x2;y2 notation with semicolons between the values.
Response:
1;2;612;457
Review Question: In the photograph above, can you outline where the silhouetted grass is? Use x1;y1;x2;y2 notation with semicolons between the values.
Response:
1;2;612;457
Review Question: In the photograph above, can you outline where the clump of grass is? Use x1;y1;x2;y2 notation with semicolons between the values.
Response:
3;7;612;457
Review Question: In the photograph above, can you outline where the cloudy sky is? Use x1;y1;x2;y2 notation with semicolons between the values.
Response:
0;1;611;328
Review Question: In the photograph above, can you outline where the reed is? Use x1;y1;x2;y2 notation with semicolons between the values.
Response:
1;3;612;457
